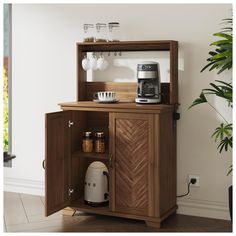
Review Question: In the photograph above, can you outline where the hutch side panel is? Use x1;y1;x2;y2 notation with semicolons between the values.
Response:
109;113;154;217
155;111;177;216
45;111;71;216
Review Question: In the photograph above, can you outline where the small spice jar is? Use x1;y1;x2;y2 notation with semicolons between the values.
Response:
108;22;120;41
83;24;95;42
95;132;105;153
82;131;93;153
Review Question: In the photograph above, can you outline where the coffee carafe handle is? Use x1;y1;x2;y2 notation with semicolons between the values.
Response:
139;80;144;96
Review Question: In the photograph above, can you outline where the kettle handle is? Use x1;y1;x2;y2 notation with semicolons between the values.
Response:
103;171;109;192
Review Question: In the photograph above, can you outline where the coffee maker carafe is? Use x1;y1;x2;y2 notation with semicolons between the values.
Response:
135;62;161;104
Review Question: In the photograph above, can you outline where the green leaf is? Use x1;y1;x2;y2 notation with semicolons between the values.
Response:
217;136;232;153
189;92;207;109
215;80;232;88
213;32;232;41
212;123;232;142
227;165;232;176
210;39;231;46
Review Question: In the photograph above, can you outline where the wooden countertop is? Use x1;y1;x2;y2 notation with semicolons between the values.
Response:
59;101;174;114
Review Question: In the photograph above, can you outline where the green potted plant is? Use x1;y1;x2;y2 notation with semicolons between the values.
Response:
189;18;232;219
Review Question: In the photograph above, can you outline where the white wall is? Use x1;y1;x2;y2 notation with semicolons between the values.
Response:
4;4;232;220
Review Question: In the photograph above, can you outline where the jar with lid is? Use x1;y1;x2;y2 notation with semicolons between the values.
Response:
82;131;93;153
95;132;105;153
95;23;107;42
83;24;95;42
108;22;120;41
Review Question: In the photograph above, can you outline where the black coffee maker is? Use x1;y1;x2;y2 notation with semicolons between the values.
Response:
135;62;161;104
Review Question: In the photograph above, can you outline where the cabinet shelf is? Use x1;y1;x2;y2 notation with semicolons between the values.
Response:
72;150;109;160
70;197;110;214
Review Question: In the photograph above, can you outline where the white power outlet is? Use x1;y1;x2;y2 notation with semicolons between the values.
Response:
188;175;200;187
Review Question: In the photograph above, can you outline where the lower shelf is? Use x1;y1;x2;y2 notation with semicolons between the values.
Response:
70;198;110;215
69;198;177;223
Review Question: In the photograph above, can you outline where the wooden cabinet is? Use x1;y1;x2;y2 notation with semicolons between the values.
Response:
45;41;179;228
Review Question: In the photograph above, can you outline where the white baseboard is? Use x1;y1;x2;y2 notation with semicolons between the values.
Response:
4;177;45;196
177;198;230;220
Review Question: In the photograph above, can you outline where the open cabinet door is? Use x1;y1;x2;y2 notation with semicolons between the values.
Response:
45;111;71;216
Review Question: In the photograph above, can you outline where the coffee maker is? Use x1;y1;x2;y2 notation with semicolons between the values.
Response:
135;61;161;104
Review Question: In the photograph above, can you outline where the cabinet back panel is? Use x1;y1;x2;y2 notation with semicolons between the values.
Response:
85;82;170;104
87;112;109;149
71;111;87;153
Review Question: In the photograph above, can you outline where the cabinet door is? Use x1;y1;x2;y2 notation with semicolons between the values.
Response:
45;111;71;216
109;113;154;216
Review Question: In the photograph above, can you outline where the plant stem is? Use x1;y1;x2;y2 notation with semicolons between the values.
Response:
207;101;229;124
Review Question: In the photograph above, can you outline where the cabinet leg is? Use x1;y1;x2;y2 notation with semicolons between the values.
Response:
145;221;161;229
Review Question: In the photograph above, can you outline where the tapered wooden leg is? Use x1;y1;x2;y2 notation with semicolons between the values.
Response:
145;221;161;228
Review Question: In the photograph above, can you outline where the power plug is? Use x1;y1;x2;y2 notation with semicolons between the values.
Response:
190;178;197;185
188;175;200;187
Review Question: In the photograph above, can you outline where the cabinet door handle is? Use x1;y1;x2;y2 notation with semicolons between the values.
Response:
42;160;45;169
109;154;113;169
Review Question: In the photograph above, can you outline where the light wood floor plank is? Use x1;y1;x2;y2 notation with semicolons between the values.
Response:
40;196;45;205
4;192;232;232
7;215;94;232
27;210;63;223
20;193;64;223
20;193;45;216
4;192;28;226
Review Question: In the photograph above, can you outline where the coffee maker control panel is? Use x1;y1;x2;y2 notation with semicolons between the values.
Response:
138;64;158;71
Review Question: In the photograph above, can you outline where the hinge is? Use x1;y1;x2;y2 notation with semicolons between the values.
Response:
68;188;74;196
68;120;74;128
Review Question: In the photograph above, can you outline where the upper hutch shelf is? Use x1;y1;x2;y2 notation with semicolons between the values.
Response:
77;40;178;52
76;40;178;108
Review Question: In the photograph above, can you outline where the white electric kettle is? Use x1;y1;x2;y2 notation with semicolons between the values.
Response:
84;161;109;206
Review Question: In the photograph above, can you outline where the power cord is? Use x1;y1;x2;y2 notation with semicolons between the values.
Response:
177;178;197;198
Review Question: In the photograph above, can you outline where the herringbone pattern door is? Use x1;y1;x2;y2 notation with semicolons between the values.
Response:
109;113;154;216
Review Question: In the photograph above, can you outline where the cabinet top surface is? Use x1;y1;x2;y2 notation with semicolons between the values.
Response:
59;101;174;113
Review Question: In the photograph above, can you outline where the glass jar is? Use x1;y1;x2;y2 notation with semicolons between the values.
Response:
108;22;120;41
95;132;105;153
83;24;95;42
95;23;107;42
82;131;93;153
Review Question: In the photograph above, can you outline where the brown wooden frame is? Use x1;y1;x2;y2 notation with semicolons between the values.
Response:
76;41;178;107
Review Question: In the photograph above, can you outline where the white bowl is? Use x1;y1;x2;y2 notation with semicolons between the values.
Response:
97;91;116;101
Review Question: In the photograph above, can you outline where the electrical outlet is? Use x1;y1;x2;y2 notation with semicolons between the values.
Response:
188;175;200;187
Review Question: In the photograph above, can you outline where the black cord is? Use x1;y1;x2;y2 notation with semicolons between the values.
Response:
177;181;191;198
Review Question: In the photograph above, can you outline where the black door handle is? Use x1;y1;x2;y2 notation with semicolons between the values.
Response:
42;160;45;169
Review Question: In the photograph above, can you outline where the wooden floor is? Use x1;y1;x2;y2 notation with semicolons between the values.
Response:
3;192;232;232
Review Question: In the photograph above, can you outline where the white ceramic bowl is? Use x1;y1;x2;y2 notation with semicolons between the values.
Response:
97;91;116;101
